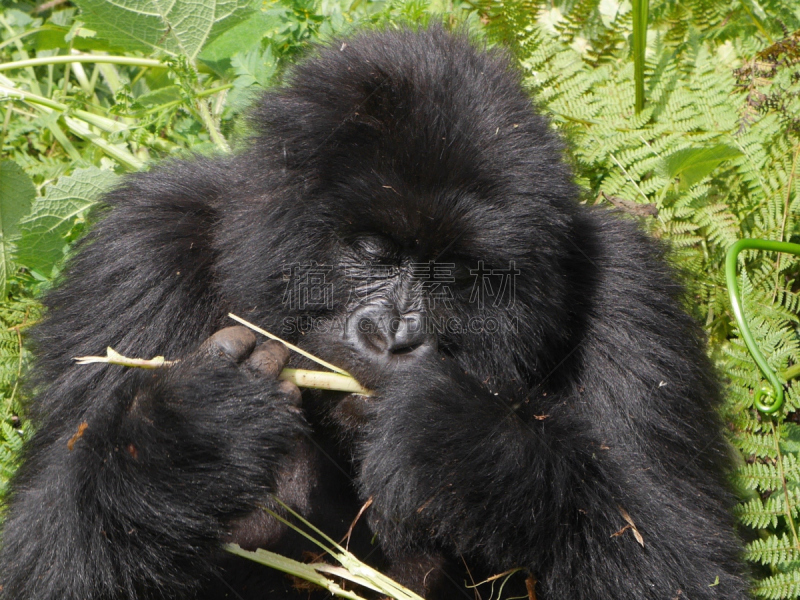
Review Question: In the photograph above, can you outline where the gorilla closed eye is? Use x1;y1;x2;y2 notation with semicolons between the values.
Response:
350;235;398;259
0;24;750;600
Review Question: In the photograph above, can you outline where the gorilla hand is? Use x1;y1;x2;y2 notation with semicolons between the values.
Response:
355;353;602;580
194;326;302;411
0;326;306;600
152;325;306;504
354;355;511;549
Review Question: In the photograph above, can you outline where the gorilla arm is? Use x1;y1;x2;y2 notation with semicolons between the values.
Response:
357;357;615;571
0;160;304;600
357;352;748;600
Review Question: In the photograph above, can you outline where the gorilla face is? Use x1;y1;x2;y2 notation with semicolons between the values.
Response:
217;31;582;399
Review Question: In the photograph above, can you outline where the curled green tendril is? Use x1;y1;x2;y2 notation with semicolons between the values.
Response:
725;239;800;415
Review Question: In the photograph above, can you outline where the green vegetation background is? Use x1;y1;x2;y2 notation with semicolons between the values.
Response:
0;0;799;596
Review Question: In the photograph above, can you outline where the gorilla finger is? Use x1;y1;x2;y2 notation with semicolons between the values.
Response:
244;340;291;378
200;326;257;363
277;380;302;407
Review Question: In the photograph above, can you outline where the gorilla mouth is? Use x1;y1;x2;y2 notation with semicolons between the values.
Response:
331;393;373;427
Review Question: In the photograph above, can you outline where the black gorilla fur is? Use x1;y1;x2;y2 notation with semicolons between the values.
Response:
0;26;750;600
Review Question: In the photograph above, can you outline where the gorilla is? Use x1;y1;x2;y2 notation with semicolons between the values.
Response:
0;25;749;600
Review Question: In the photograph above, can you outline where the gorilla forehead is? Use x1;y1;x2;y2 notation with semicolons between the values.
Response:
250;26;577;264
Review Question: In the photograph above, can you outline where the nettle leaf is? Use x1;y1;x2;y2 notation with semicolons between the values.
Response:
74;0;256;60
0;161;36;297
17;167;118;277
664;144;742;188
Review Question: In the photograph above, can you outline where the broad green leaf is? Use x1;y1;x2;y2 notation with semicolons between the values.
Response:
17;167;118;277
33;24;113;52
199;9;277;74
3;8;33;28
73;0;256;60
664;144;743;188
0;161;36;297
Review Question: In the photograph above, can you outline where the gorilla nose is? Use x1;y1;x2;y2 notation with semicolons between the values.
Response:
388;312;427;355
347;306;434;358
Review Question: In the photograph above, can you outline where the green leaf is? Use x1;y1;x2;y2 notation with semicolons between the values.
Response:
781;423;800;454
133;85;183;108
0;161;36;298
199;9;277;74
747;534;800;566
664;145;743;188
221;46;277;117
73;0;256;60
231;46;277;89
16;167;118;277
755;568;800;600
33;24;112;52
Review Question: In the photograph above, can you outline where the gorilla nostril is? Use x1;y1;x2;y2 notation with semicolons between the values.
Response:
388;313;430;356
346;306;391;355
347;306;433;358
357;316;389;352
389;341;424;356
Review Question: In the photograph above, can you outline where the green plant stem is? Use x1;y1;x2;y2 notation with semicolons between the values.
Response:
61;38;74;96
726;239;800;414
97;61;123;94
782;364;800;383
0;26;45;52
45;62;53;97
266;499;424;600
0;14;42;96
0;105;11;149
771;419;800;550
89;63;101;94
6;327;23;409
740;3;773;44
631;0;649;113
195;96;229;152
62;115;143;170
0;84;125;132
280;369;371;395
0;84;142;169
42;111;83;162
0;54;165;72
225;545;369;600
135;83;234;117
0;85;63;110
772;142;800;302
608;151;650;203
228;313;353;376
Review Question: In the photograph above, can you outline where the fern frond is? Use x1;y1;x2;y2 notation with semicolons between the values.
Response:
754;569;800;600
